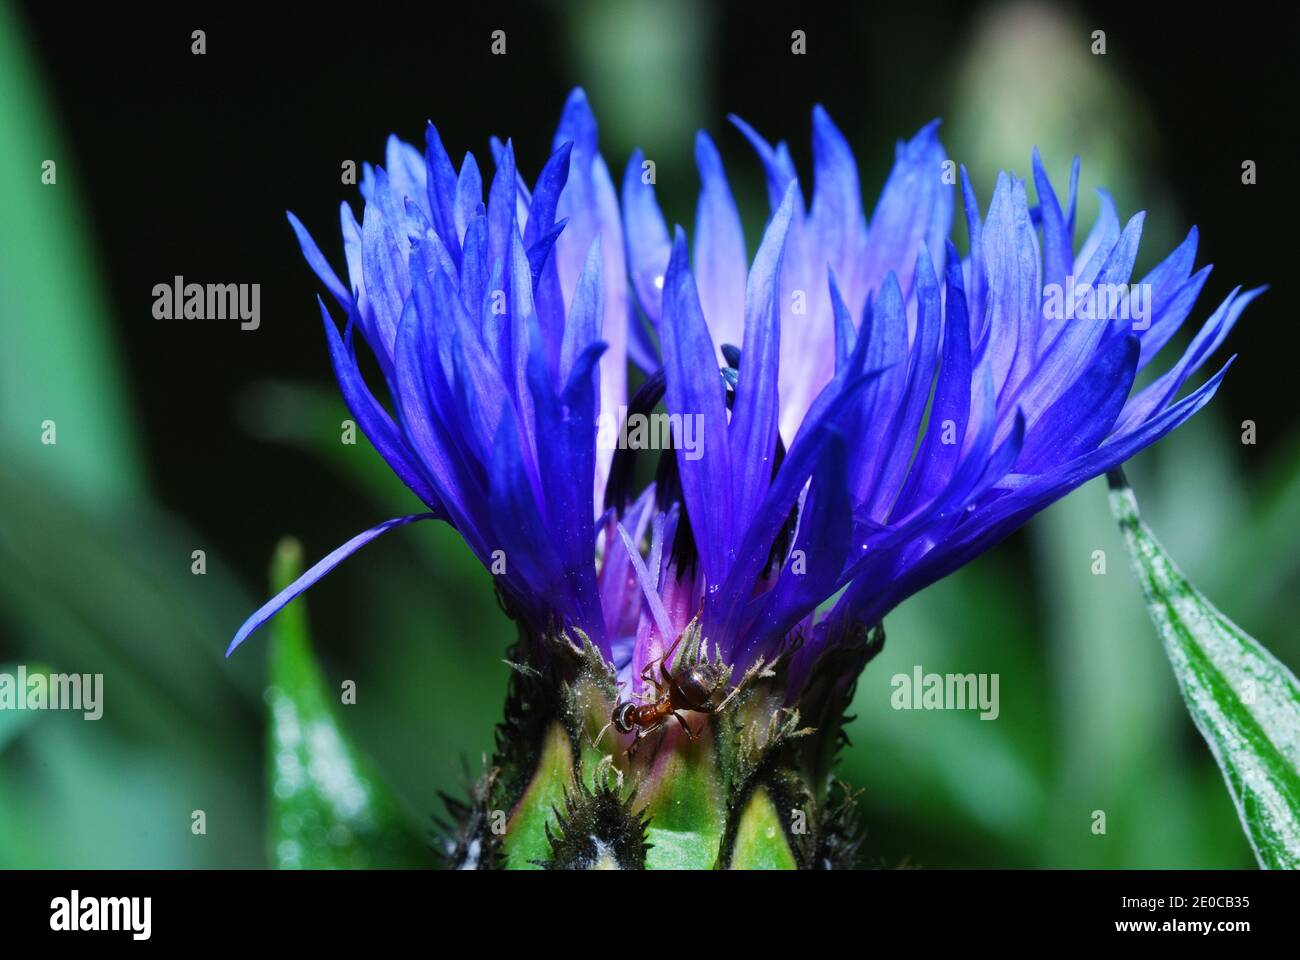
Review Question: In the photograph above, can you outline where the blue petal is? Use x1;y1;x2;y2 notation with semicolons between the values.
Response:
1015;334;1138;472
979;174;1038;405
730;183;795;550
829;268;857;375
1009;211;1144;431
872;357;1237;631
360;201;408;356
743;428;854;657
386;135;429;222
660;229;734;589
861;119;950;300
424;122;463;267
287;212;351;309
847;274;909;500
1136;264;1211;369
508;229;541;452
438;267;508;461
487;138;518;276
550;88;627;486
1116;286;1263;431
488;135;533;221
959;165;987;339
528;338;610;647
487;403;564;619
393;296;491;555
319;298;443;512
944;358;1237;579
523;141;573;250
226;512;439;656
809;105;868;300
622;148;671;325
694;130;748;355
892;242;973;517
616;522;676;648
1030;147;1075;291
454;151;483;243
729;114;801;213
1130;225;1199;357
864;244;943;521
1073;189;1120;283
459;208;489;317
722;364;883;658
560;237;604;388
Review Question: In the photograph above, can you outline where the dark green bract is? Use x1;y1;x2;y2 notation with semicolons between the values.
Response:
439;623;874;869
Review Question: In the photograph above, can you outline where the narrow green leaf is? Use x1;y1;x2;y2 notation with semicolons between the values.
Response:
266;538;431;868
1108;471;1300;869
0;4;144;506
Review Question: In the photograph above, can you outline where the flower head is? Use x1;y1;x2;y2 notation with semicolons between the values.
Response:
231;89;628;655
230;89;1257;714
614;109;1260;697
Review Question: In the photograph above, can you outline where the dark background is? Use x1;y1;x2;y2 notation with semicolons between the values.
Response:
3;0;1298;868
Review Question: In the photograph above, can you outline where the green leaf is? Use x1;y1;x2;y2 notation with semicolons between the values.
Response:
265;538;432;868
500;722;575;870
1108;471;1300;869
0;4;144;506
727;786;798;870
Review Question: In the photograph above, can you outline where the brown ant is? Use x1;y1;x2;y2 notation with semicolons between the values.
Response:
598;622;747;758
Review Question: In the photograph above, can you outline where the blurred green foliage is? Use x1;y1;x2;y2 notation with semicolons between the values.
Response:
1;0;1296;869
265;538;432;868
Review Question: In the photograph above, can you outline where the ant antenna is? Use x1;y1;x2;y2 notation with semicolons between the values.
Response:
590;719;615;751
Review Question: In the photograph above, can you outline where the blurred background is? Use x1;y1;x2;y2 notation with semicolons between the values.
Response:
1;0;1297;867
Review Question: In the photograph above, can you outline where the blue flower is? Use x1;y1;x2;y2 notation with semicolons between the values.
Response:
230;89;626;656
616;108;1258;694
230;90;1258;709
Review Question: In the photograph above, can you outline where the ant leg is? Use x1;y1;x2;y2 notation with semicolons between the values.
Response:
625;725;651;759
625;717;672;759
635;630;688;699
672;711;699;741
655;629;689;684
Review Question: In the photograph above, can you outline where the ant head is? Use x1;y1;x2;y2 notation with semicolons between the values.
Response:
611;701;637;734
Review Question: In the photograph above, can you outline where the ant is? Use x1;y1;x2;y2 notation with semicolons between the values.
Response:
598;622;747;758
